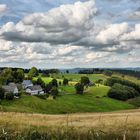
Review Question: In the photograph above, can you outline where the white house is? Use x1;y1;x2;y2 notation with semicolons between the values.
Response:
26;85;44;95
22;80;33;89
2;83;19;95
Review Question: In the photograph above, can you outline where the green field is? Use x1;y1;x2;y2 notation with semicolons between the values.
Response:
50;73;108;82
0;85;135;114
0;73;139;114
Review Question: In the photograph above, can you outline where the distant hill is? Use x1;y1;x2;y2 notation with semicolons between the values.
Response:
60;67;140;73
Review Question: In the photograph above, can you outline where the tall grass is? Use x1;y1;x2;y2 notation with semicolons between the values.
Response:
0;111;140;139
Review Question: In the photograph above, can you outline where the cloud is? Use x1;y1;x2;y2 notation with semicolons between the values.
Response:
0;0;139;68
0;0;97;45
0;4;7;16
128;7;140;21
121;24;140;43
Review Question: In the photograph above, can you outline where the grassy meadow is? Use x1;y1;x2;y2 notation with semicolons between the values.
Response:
0;110;140;139
0;73;140;139
0;73;137;114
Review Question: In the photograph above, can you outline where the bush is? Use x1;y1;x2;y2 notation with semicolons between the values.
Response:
0;87;5;99
63;78;69;86
75;83;84;94
50;87;59;96
106;77;140;93
108;83;139;101
6;92;14;100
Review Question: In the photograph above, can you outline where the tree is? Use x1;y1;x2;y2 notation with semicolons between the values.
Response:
16;69;24;83
51;79;58;87
96;79;103;84
75;83;84;94
0;87;5;99
44;82;53;93
63;78;69;86
2;68;14;84
103;70;113;77
108;83;139;101
28;67;39;78
66;70;69;73
50;87;59;96
81;76;90;86
59;81;62;86
36;77;45;88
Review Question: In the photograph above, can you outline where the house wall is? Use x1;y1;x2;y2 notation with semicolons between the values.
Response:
22;84;33;89
26;89;44;95
13;87;18;94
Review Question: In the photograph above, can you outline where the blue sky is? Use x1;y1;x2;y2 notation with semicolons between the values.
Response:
0;0;140;68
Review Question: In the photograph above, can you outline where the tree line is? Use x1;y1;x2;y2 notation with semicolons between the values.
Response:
106;77;140;101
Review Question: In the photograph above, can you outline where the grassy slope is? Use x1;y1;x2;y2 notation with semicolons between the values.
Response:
0;85;134;114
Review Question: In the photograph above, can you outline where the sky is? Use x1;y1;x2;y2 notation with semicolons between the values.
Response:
0;0;140;68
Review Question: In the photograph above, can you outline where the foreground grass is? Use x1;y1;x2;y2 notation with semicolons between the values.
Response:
0;85;135;114
0;111;140;139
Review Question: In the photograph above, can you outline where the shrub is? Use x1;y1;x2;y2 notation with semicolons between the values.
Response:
75;83;84;94
50;87;59;96
106;77;140;93
108;83;139;101
63;78;69;86
6;92;14;100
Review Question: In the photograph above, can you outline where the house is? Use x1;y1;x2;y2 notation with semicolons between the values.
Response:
22;80;33;89
26;85;44;95
2;83;19;95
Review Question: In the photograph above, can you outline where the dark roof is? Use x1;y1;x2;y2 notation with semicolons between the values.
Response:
9;82;16;87
27;85;43;91
22;80;33;85
2;85;16;93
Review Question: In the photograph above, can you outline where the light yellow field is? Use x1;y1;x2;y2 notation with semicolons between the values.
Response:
1;109;140;131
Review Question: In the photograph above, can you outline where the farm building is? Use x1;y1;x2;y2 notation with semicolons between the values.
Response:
2;83;19;95
26;85;44;95
22;80;33;89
